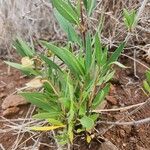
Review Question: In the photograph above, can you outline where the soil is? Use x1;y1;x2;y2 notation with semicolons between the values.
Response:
0;55;150;150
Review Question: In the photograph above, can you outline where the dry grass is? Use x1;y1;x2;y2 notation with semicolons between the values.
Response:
0;0;58;57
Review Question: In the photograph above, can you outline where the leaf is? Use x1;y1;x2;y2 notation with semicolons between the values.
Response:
83;0;88;10
101;47;108;65
20;92;60;112
41;41;85;78
107;42;125;65
14;38;35;57
92;83;110;108
104;71;115;83
87;0;96;16
47;118;64;126
39;54;62;71
85;32;92;71
54;9;81;45
143;80;150;93
4;61;38;76
30;125;65;131
52;0;79;24
80;116;94;130
33;112;61;119
111;61;128;68
146;71;150;84
95;33;102;65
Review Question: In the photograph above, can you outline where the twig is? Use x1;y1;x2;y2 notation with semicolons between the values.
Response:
93;101;145;113
0;144;5;150
97;98;150;136
98;117;150;126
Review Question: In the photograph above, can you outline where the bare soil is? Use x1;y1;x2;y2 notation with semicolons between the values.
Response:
0;55;150;150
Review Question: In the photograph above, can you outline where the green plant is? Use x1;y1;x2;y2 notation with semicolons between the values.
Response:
123;9;137;32
5;0;125;144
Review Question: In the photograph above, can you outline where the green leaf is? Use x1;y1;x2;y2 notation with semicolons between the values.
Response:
143;80;150;93
104;70;115;83
146;71;150;84
39;54;62;71
101;47;108;66
41;41;85;78
87;0;96;16
54;9;81;45
85;33;92;71
47;118;64;126
14;38;35;57
80;116;94;130
83;0;88;10
20;92;60;112
111;61;128;68
4;61;38;76
33;112;61;119
52;0;79;24
95;33;102;65
123;9;137;30
92;83;110;108
107;42;125;65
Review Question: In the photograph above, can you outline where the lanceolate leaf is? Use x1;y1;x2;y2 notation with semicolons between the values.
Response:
85;33;92;71
83;0;88;10
146;71;150;84
95;33;102;65
92;83;110;108
14;38;35;57
52;0;79;24
54;9;81;45
107;42;125;65
20;92;60;112
30;125;65;131
33;112;61;119
39;54;62;71
87;0;96;16
41;41;85;78
4;61;39;76
143;80;150;93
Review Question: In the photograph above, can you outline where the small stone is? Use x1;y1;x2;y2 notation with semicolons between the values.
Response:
2;95;28;109
106;96;117;105
99;140;118;150
3;107;20;116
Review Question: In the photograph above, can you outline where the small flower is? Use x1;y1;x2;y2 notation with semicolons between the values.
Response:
21;57;34;68
26;76;43;89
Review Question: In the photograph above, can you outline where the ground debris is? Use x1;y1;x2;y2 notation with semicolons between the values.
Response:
2;95;28;109
3;106;20;116
106;96;117;105
99;140;118;150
